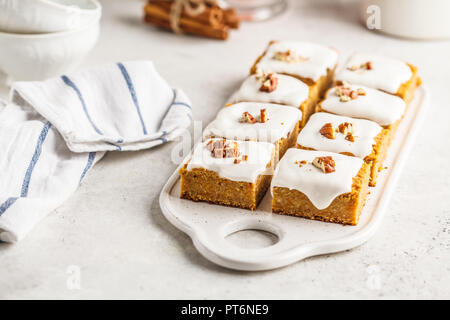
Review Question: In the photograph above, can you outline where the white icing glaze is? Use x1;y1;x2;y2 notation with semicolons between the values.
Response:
271;149;364;210
336;53;413;94
203;102;302;144
321;84;406;126
297;112;382;159
231;73;309;107
186;139;274;183
255;41;338;82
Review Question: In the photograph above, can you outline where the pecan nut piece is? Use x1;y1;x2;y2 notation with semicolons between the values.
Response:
312;156;336;174
319;123;335;139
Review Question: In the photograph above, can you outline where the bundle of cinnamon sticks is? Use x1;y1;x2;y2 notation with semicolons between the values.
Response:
144;0;240;40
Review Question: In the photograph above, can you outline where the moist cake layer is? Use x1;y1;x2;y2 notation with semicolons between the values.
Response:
271;149;365;210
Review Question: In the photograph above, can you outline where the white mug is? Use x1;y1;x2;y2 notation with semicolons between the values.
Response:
360;0;450;40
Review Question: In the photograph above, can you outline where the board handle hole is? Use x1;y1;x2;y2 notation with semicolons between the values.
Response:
226;229;279;249
222;220;282;249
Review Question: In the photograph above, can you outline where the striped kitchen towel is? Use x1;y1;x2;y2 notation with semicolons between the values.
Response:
11;61;192;152
0;102;105;242
0;61;192;242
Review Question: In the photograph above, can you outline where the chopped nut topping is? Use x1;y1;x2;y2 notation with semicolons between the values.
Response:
312;156;336;174
335;84;366;102
206;139;215;151
337;122;356;142
260;109;267;123
340;95;351;102
338;122;353;135
345;133;355;142
256;71;278;93
240;109;268;124
347;61;373;72
273;50;309;63
240;111;257;124
320;123;335;139
207;139;241;159
225;141;240;158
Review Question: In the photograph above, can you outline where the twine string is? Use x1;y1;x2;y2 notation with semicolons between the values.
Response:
170;0;215;33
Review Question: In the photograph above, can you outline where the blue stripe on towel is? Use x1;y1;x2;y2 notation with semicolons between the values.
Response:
172;102;192;110
80;152;96;183
106;142;122;151
21;122;51;197
171;89;192;110
117;62;148;135
61;75;103;135
0;122;52;216
0;197;18;216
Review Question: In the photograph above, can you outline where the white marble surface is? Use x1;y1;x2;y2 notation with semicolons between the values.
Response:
0;0;449;299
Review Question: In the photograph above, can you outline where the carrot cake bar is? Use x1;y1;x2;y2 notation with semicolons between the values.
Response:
271;149;370;225
250;41;338;123
230;71;312;127
296;112;385;186
336;53;421;104
317;82;406;144
203;102;302;158
179;139;275;210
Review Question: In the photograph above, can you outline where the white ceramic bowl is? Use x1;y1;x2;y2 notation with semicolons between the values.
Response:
0;18;100;81
360;0;450;40
0;0;101;34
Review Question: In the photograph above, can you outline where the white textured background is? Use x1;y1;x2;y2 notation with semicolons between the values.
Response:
0;0;449;299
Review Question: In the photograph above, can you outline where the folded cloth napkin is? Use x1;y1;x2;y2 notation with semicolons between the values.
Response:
0;102;106;242
0;61;192;242
11;60;192;152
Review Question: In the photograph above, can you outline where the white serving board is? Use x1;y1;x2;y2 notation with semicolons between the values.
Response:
159;87;429;271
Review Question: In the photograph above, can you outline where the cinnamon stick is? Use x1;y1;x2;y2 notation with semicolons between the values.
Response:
144;3;229;40
223;8;240;29
148;0;224;28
